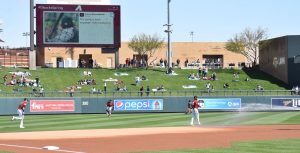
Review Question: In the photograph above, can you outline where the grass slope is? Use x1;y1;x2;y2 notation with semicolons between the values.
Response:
0;67;288;93
141;139;300;153
1;112;300;133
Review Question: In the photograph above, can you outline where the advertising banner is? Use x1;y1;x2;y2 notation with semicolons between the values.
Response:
30;100;75;112
198;98;241;109
271;98;300;110
36;4;120;48
114;99;163;111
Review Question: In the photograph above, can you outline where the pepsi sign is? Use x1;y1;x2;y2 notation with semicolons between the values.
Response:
114;99;163;111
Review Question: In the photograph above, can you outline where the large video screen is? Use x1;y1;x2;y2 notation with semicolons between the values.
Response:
36;4;120;48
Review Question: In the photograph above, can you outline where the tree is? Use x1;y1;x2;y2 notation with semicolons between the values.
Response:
128;33;164;68
65;47;75;60
226;27;268;66
0;22;3;33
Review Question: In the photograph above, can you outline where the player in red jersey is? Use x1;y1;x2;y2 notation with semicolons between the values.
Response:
106;99;114;117
190;96;201;126
11;98;28;128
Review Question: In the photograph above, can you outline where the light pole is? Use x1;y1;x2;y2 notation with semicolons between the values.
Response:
164;0;172;68
22;32;30;47
190;31;194;42
29;0;36;70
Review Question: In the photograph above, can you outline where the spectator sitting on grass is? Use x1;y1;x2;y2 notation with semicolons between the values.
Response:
78;79;96;85
8;79;16;86
255;85;264;91
188;73;195;79
141;75;147;81
166;67;174;74
91;87;97;93
223;83;230;89
123;85;127;91
157;85;165;91
245;77;250;81
83;70;92;76
211;72;217;81
135;74;141;86
233;72;239;81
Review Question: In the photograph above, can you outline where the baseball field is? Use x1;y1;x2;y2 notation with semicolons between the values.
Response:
0;112;300;153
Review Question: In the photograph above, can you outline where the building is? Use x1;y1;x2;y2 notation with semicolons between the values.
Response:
0;49;29;67
259;35;300;87
36;42;247;69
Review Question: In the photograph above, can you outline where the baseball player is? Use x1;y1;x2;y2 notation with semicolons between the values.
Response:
11;98;28;128
106;99;114;117
190;96;201;126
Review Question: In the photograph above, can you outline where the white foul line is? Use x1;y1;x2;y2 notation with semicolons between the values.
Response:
0;144;85;153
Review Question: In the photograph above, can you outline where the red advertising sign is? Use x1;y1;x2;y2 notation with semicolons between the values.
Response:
30;100;75;112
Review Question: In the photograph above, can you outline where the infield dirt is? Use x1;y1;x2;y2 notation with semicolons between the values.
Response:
0;125;300;153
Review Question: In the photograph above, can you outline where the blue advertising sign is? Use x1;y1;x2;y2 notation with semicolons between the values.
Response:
199;98;241;109
114;99;163;111
271;98;300;110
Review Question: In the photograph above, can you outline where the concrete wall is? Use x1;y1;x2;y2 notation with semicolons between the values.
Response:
1;96;299;115
259;36;289;84
287;36;300;86
260;35;300;86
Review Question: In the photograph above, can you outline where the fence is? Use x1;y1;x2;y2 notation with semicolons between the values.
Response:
0;90;298;98
1;95;300;115
0;49;29;67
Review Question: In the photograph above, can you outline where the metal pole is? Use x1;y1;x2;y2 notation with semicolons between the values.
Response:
30;0;34;51
115;48;119;69
167;0;172;68
29;0;36;70
190;31;194;42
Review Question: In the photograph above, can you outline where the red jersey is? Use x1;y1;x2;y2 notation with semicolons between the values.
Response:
106;101;114;107
18;101;27;110
192;100;199;109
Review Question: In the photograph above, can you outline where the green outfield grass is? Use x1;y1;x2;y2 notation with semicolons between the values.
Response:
0;67;288;93
140;139;300;153
1;112;300;133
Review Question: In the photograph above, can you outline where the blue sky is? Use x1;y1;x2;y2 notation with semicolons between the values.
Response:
0;0;300;47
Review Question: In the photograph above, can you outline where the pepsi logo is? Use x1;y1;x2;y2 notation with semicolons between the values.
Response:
116;101;123;108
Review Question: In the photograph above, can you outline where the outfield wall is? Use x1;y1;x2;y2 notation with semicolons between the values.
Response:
0;96;300;115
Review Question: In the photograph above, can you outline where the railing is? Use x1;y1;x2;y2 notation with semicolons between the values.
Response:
0;90;298;98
